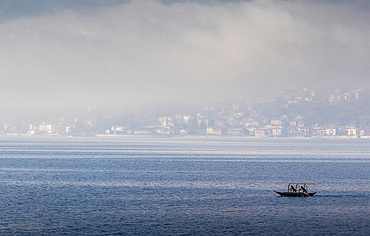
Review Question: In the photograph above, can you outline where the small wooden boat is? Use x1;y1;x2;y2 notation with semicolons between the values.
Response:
274;183;316;197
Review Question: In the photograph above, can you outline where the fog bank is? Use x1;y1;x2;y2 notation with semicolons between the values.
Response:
0;0;369;117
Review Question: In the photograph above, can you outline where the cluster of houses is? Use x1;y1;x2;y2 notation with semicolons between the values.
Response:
150;113;370;138
3;113;369;138
2;88;370;138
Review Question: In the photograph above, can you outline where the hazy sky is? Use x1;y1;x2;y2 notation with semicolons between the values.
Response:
0;0;369;116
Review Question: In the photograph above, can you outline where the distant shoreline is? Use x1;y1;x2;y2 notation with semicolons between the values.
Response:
1;134;368;140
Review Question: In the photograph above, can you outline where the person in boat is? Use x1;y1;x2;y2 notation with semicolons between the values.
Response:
301;186;307;193
290;185;297;193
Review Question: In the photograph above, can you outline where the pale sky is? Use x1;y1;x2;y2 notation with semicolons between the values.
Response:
0;0;369;117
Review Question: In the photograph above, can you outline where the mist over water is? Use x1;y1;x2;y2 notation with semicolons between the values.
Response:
0;137;368;235
1;1;370;232
0;0;370;117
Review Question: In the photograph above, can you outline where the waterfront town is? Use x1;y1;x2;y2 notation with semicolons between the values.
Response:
2;88;370;138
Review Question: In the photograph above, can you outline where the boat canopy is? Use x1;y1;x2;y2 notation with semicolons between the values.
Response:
288;183;314;193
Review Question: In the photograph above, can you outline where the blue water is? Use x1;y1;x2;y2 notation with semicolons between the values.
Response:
0;137;368;235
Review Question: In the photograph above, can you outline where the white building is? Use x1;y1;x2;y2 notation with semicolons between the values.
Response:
39;123;54;134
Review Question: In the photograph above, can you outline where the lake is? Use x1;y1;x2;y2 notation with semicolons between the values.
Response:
0;136;368;235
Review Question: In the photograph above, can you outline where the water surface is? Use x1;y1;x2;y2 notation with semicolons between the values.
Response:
0;137;368;235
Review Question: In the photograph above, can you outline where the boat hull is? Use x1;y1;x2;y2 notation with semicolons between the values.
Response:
274;191;316;197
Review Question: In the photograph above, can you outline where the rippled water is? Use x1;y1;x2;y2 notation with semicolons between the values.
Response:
0;137;369;235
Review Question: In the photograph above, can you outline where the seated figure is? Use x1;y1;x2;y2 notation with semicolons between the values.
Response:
290;185;297;193
301;186;307;193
